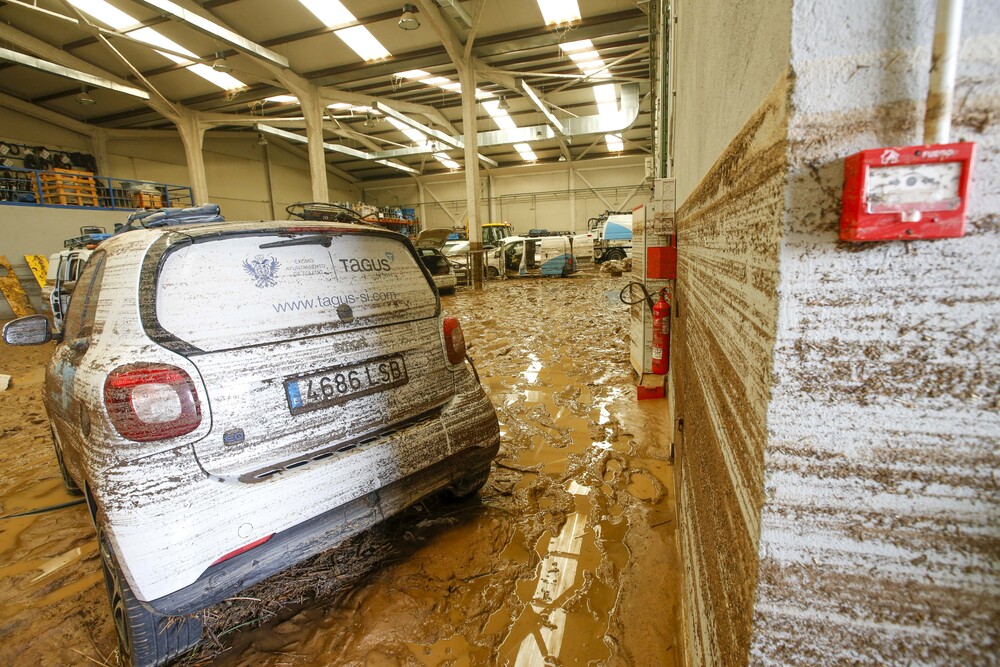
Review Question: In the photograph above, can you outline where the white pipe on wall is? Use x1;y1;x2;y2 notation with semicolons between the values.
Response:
923;0;964;145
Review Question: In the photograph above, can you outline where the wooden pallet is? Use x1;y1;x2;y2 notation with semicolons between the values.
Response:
41;168;98;206
131;192;163;209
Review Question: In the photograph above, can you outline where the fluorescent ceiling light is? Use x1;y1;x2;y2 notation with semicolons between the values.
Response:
536;0;581;26
299;1;392;61
66;0;245;90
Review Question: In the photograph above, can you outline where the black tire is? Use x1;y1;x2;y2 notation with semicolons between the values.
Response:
51;425;82;496
444;465;491;501
485;266;500;279
605;249;627;262
98;526;202;667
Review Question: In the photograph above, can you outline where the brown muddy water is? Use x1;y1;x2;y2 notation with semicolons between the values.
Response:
0;272;680;666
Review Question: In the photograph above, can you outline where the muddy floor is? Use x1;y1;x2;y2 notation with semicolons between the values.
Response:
0;271;680;666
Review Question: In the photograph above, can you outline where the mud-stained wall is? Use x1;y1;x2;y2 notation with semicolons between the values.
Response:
672;75;788;665
672;0;791;203
750;0;1000;663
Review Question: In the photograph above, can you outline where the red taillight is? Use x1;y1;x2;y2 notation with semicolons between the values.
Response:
211;534;274;566
443;316;466;365
104;363;202;442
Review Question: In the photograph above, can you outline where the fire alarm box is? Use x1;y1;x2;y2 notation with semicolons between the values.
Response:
841;141;975;241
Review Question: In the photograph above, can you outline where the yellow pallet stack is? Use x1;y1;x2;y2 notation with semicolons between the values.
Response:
40;168;98;206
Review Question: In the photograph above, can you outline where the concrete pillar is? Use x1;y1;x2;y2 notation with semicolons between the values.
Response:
174;109;208;203
460;64;484;290
88;128;110;176
300;87;330;203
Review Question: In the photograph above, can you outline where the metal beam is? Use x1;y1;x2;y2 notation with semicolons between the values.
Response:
0;46;150;99
130;0;289;68
256;124;420;175
518;79;566;135
372;102;498;167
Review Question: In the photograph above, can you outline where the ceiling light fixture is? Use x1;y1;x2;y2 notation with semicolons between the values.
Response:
211;52;232;73
77;87;96;105
398;4;420;30
497;95;510;111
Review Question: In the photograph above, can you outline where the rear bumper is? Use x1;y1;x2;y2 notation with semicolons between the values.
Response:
96;367;499;612
149;442;497;616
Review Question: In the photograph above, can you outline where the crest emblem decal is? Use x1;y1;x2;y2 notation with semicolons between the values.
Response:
243;254;280;288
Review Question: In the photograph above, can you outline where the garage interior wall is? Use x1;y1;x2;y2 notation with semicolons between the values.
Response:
671;0;1000;664
361;157;647;235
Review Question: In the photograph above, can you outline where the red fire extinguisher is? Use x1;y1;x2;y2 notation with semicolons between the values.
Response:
652;289;670;375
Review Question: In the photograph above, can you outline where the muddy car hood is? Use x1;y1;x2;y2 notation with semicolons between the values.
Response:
415;228;453;250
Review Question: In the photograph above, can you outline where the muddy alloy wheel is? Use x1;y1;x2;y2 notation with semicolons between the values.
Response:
97;525;202;667
485;266;500;279
606;249;626;262
444;464;491;501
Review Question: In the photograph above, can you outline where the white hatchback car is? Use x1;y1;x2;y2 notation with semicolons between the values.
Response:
3;220;500;667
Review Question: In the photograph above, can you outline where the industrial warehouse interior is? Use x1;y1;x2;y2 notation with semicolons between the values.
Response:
0;0;996;665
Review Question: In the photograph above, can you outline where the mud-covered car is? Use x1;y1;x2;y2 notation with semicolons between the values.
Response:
414;228;458;294
3;220;500;667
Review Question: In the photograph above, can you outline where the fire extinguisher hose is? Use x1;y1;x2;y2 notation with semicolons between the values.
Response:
619;282;669;315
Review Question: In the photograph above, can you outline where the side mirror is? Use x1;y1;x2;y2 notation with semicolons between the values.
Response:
3;315;52;346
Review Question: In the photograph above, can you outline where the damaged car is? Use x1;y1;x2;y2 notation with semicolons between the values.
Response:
414;227;458;294
2;218;500;667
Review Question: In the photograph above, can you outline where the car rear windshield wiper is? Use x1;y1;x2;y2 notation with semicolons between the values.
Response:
260;234;333;249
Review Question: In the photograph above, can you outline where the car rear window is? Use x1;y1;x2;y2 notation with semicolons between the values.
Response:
155;232;436;351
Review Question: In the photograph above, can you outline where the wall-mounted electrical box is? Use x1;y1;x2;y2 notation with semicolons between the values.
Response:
840;141;975;242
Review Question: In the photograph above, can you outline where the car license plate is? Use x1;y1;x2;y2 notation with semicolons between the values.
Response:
284;354;408;415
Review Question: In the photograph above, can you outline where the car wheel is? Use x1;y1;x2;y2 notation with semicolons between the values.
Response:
606;249;626;261
51;425;82;496
444;465;491;501
485;266;500;279
97;525;202;667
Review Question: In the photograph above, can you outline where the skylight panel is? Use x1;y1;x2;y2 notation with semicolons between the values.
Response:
298;0;355;27
434;153;460;170
396;69;431;80
334;25;391;61
386;117;428;145
67;0;245;90
559;39;593;53
536;0;581;26
266;95;300;103
605;134;624;152
514;143;537;162
299;1;392;61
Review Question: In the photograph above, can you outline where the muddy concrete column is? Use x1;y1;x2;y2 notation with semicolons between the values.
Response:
460;64;484;290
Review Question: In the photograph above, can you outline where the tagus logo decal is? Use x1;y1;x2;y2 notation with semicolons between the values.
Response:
338;251;395;273
243;254;281;288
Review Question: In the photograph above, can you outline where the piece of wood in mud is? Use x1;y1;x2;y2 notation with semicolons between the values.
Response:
0;255;35;318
